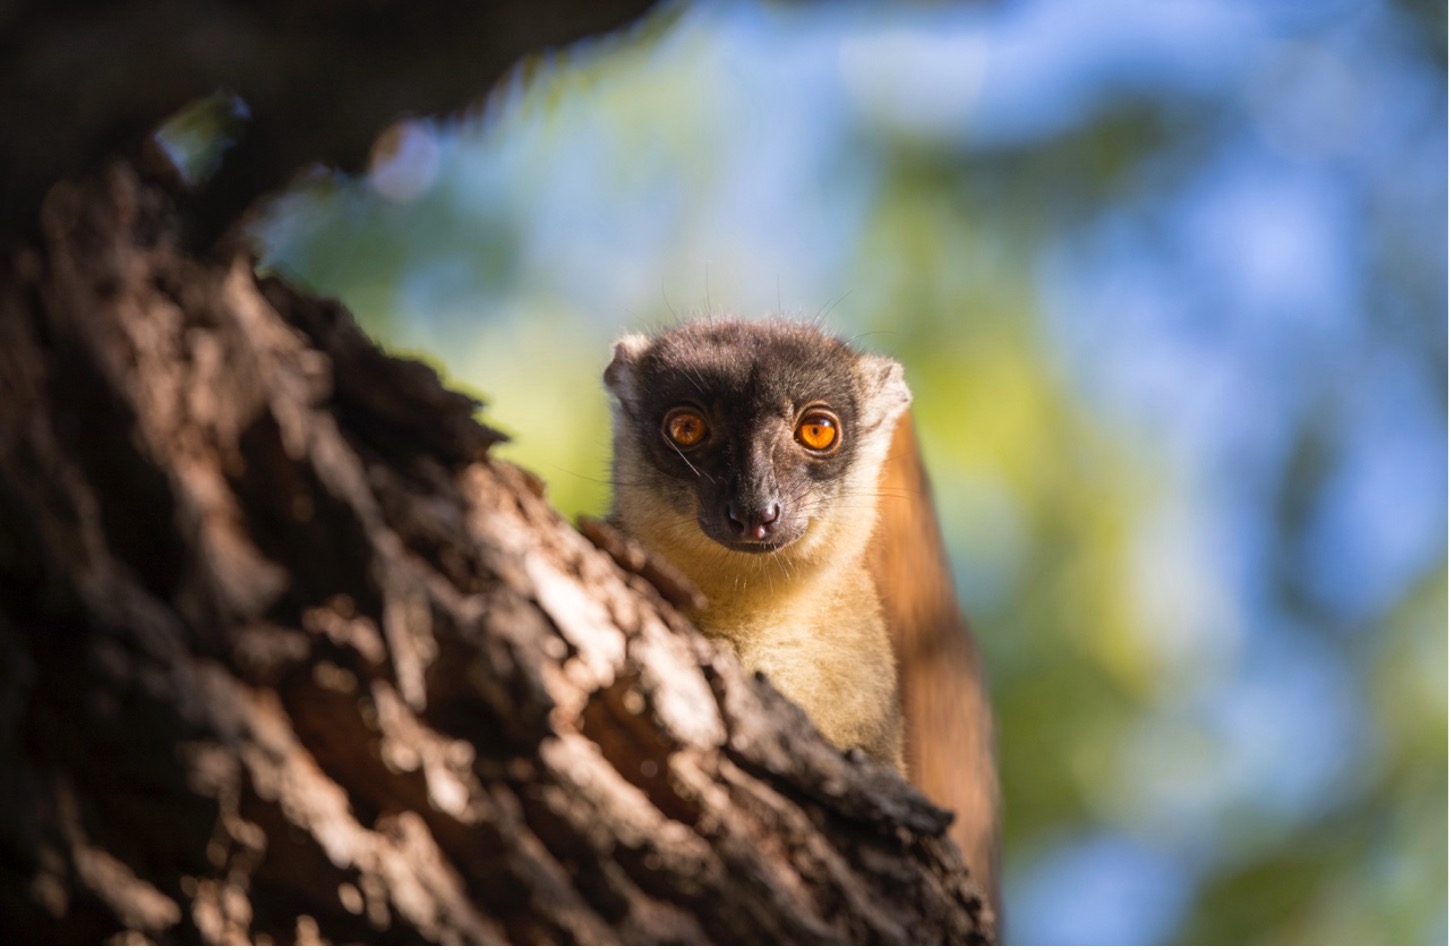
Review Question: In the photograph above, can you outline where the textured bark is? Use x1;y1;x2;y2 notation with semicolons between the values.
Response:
0;162;994;943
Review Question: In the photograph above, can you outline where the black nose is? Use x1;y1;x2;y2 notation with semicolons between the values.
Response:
727;502;781;541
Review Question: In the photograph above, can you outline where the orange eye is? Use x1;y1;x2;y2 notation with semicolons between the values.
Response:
664;408;709;448
795;410;840;452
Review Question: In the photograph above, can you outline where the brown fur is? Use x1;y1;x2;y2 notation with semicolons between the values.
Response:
870;416;1001;923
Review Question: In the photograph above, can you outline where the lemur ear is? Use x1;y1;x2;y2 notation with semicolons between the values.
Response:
603;332;652;408
856;353;912;430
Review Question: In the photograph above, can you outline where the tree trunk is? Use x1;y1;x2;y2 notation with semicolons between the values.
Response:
0;160;994;943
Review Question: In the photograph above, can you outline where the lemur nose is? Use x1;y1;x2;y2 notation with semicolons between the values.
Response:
727;502;781;541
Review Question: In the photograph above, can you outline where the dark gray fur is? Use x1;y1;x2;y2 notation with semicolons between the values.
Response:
604;319;878;554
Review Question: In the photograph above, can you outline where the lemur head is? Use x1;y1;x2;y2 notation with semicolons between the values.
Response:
604;318;911;583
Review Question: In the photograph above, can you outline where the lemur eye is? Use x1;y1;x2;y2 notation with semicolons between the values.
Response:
795;409;840;453
663;408;710;449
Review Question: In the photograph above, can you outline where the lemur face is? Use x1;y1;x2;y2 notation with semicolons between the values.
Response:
605;319;909;561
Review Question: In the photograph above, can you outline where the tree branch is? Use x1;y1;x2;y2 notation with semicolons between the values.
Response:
0;161;993;943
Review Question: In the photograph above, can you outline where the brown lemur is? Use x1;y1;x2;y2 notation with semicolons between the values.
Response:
603;317;1001;919
604;318;909;769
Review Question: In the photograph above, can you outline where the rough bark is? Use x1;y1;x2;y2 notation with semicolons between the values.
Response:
0;161;994;942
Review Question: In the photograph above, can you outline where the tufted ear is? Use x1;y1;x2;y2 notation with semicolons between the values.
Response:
603;332;652;410
856;353;912;431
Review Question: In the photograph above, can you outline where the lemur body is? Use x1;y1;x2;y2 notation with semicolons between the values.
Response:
604;317;1001;923
604;318;909;769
